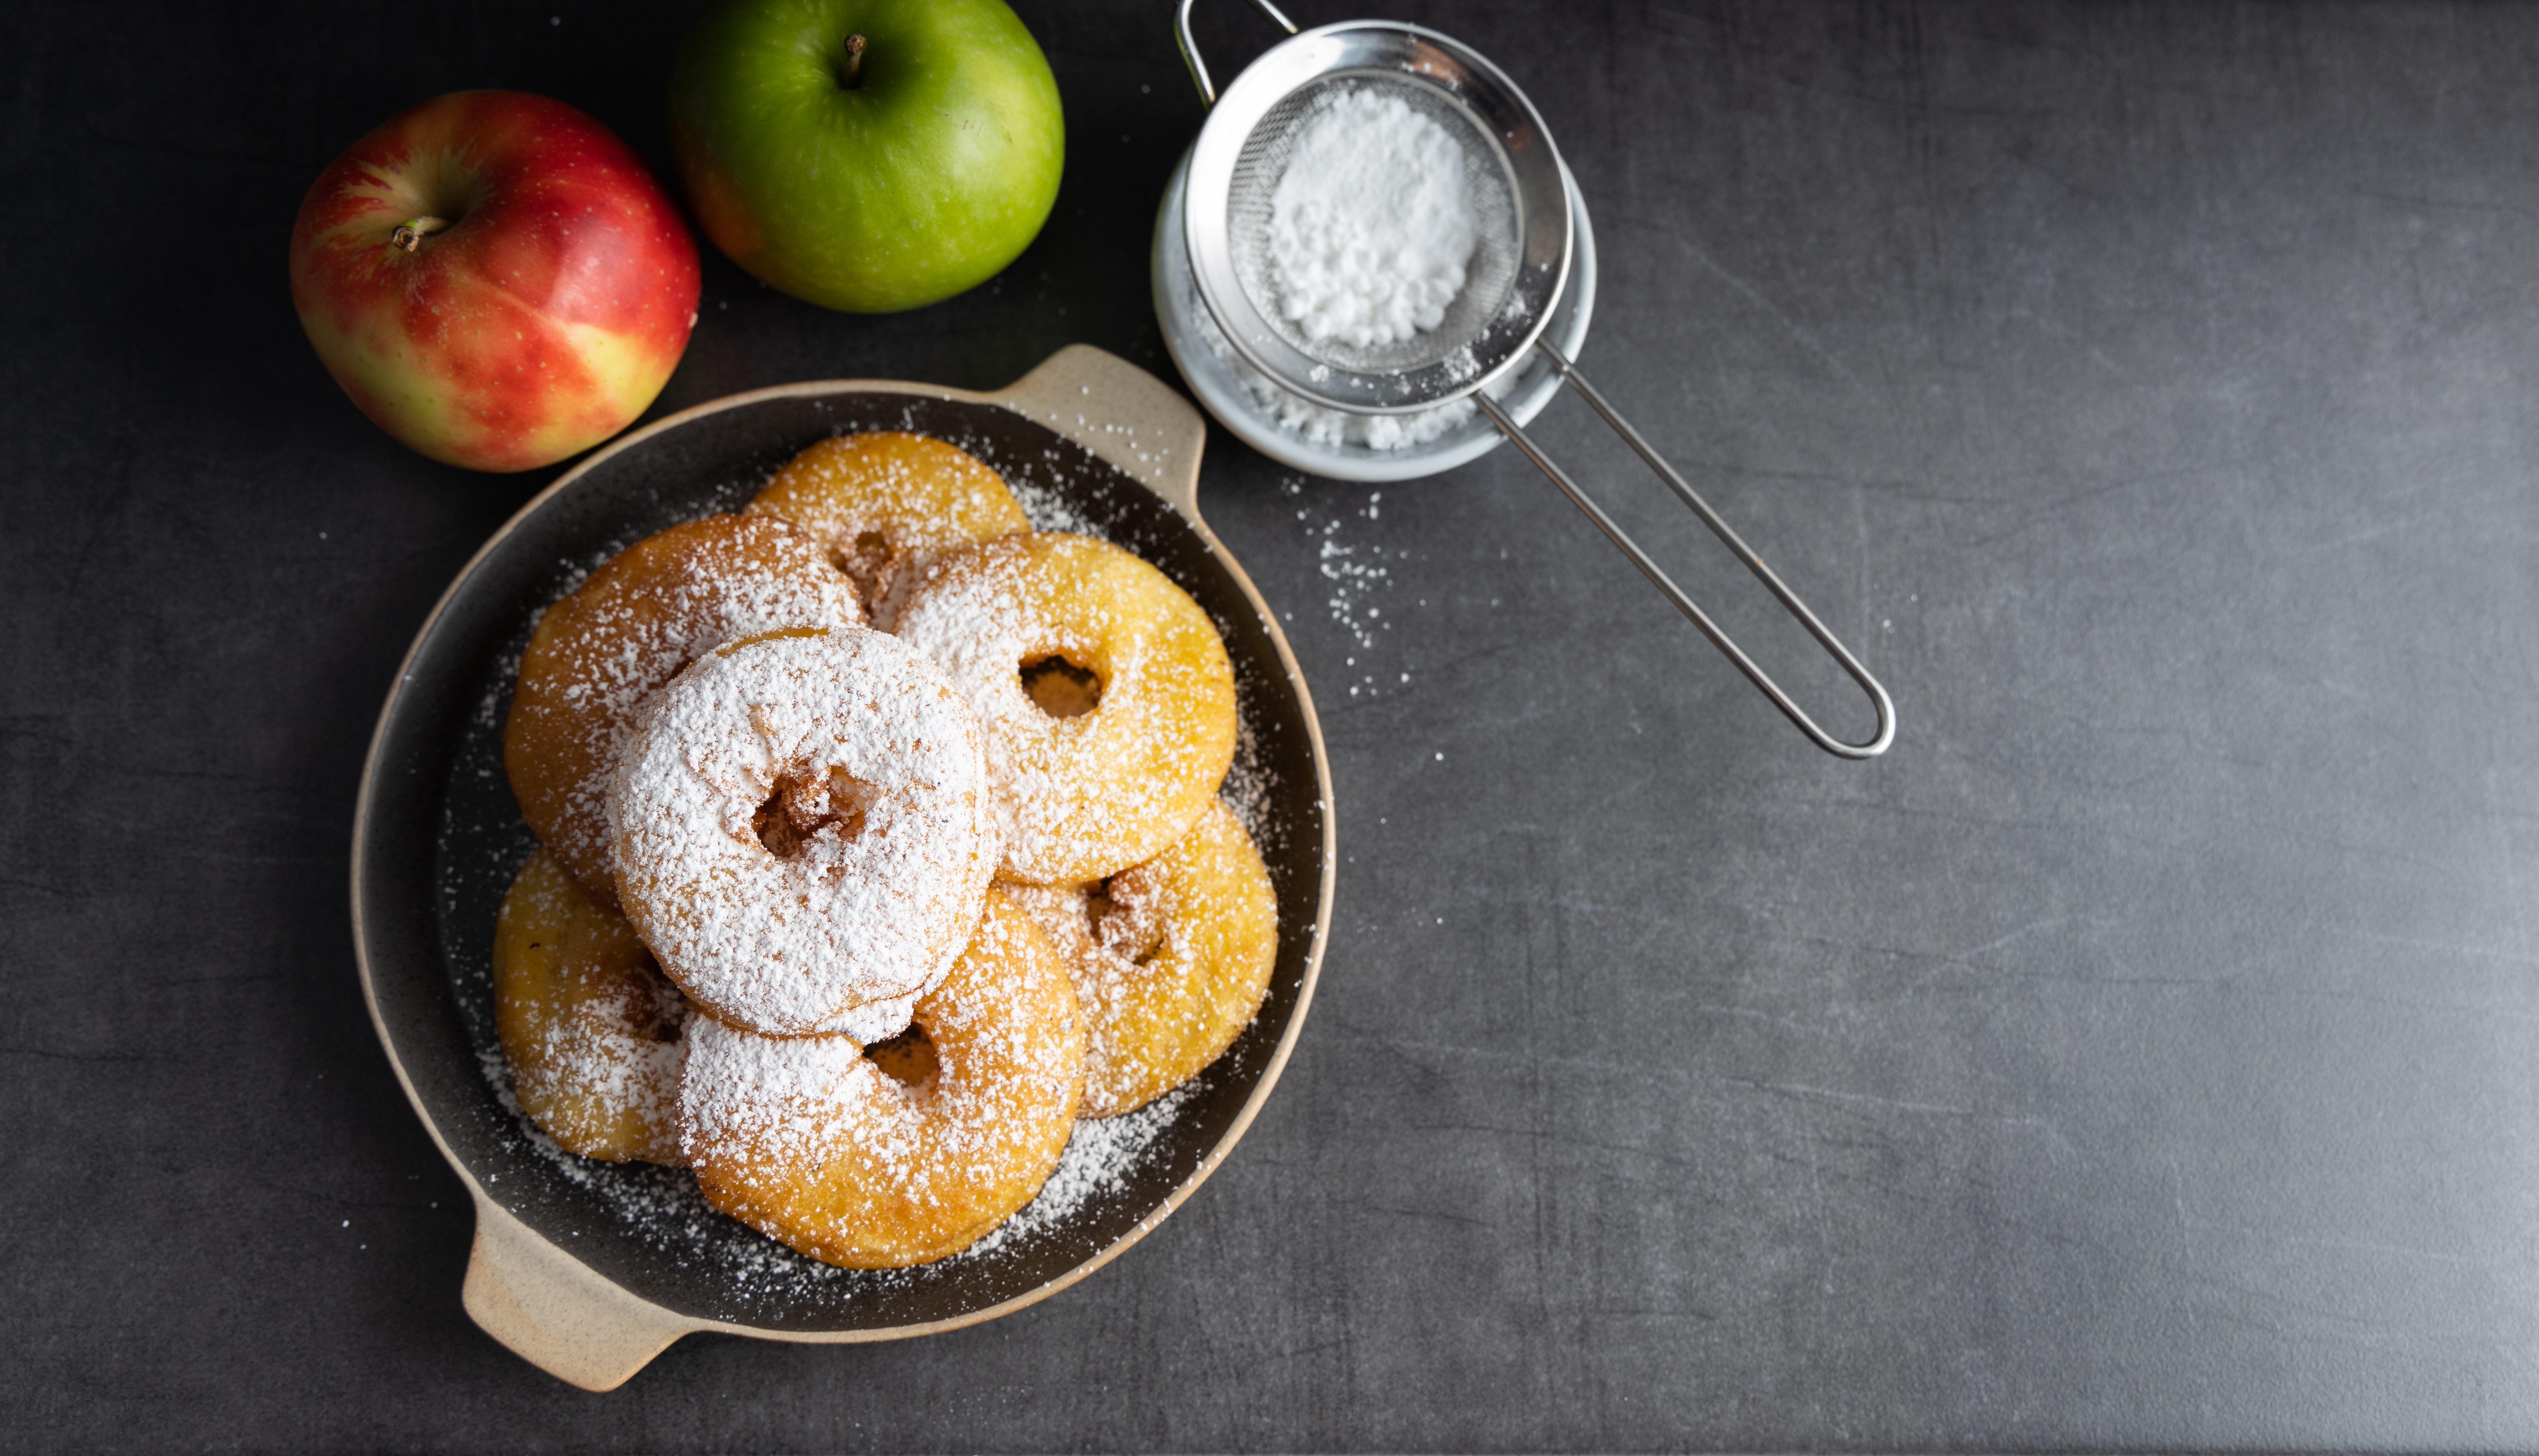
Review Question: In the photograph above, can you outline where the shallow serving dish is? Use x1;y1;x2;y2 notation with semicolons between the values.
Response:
349;346;1334;1391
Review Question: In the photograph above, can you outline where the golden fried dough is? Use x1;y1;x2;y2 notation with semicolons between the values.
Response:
1009;801;1277;1115
749;431;1028;627
680;892;1086;1268
895;532;1236;885
493;848;690;1164
503;513;861;912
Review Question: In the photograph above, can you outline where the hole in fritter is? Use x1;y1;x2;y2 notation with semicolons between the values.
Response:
836;529;896;607
631;959;689;1043
1090;875;1167;964
865;1025;939;1088
753;768;874;858
1021;655;1102;718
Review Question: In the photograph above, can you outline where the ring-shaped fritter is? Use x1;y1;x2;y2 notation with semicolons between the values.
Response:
679;890;1086;1268
608;627;998;1041
1009;800;1278;1116
503;513;862;913
492;848;690;1164
749;431;1029;628
893;532;1237;886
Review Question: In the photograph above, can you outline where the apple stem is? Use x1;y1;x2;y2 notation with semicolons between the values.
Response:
390;217;452;254
841;33;866;88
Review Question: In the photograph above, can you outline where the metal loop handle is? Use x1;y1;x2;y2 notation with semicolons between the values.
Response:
1477;343;1897;759
1175;0;1301;107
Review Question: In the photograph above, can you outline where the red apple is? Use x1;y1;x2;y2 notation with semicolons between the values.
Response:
289;91;701;473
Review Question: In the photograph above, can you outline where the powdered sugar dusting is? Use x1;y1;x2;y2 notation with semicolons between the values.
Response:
530;986;686;1109
493;850;693;1164
1191;294;1475;451
505;514;863;910
1268;87;1479;349
1006;475;1106;538
1219;714;1280;856
1278;477;1413;703
895;534;1235;885
747;432;1031;631
609;628;998;1038
504;990;690;1164
1003;801;1274;1118
677;893;1085;1266
958;1083;1194;1260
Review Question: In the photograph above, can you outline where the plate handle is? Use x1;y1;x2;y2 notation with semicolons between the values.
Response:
999;345;1211;525
461;1195;696;1391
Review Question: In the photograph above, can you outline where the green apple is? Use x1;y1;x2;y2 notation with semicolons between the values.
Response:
668;0;1064;313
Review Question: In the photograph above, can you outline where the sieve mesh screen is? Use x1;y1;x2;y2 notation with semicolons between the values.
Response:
1226;72;1521;378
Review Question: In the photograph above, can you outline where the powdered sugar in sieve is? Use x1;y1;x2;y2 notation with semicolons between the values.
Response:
1228;75;1520;376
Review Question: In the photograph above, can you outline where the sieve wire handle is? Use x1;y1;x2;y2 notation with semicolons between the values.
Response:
1476;343;1897;760
1175;0;1301;107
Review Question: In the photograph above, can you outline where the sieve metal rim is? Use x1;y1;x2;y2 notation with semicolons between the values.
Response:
1183;21;1572;416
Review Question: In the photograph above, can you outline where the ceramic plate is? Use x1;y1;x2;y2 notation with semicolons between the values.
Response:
350;347;1333;1389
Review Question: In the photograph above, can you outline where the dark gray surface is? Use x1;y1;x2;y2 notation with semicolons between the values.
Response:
6;0;2536;1449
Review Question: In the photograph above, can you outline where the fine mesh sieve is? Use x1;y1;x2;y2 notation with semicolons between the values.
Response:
1174;1;1895;759
1223;74;1520;380
1181;14;1570;415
